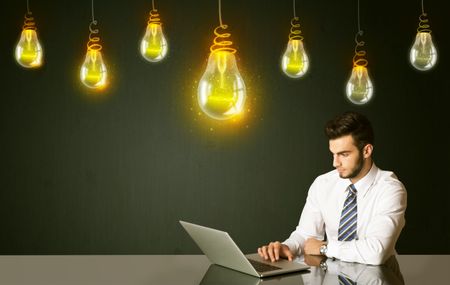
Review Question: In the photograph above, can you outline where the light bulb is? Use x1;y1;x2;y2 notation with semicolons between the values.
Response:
140;23;168;62
198;51;246;120
281;39;309;78
15;29;43;68
80;49;107;89
410;32;437;71
346;66;373;105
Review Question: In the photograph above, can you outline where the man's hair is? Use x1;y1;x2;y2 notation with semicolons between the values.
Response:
325;111;374;150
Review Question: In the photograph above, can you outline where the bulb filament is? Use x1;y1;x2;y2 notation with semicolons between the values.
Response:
417;13;431;33
352;31;368;67
87;20;102;51
23;12;36;30
147;9;161;25
288;17;303;41
210;25;236;54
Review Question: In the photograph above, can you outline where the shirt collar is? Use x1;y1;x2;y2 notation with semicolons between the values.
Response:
351;163;378;197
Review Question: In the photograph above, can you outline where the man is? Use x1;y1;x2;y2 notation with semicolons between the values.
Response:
258;111;407;265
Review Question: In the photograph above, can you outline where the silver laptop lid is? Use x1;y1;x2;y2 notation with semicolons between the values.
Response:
180;220;310;278
180;220;258;276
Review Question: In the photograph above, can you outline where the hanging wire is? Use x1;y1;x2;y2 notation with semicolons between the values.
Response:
23;0;36;30
91;0;96;23
87;0;101;51
357;0;361;34
210;0;235;53
289;0;303;41
293;0;297;19
417;0;431;33
218;0;224;27
352;0;367;67
147;1;161;25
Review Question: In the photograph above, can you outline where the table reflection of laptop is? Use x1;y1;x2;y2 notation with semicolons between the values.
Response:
200;264;306;285
180;221;309;278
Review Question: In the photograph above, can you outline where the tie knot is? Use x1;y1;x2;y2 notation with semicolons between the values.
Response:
349;184;357;195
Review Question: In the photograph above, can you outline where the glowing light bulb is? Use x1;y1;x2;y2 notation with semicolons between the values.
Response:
140;22;168;62
346;65;373;105
198;50;246;120
15;10;43;68
410;32;437;71
80;49;107;89
281;39;309;78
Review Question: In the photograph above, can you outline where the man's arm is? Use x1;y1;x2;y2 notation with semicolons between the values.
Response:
283;177;326;255
258;177;326;262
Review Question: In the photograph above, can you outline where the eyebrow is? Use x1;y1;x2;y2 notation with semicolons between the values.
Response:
330;150;352;155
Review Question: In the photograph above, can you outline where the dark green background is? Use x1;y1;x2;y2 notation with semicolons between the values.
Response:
1;0;448;254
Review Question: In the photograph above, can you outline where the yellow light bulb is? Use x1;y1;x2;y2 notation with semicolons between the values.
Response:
80;49;107;89
281;39;309;78
346;65;373;105
410;32;437;71
198;50;246;120
15;29;43;68
140;22;168;62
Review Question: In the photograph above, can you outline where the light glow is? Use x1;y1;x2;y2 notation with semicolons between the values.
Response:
346;65;373;105
140;7;168;63
198;50;246;120
80;49;107;89
281;39;309;78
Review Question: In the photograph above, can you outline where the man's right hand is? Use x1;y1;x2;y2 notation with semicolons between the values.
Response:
257;241;294;262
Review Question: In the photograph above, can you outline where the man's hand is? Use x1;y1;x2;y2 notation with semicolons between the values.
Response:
258;241;294;262
304;238;326;255
304;254;326;267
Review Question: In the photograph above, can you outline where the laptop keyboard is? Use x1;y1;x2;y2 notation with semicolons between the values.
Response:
247;259;281;272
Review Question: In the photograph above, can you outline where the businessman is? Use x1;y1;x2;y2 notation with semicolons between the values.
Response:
258;111;407;265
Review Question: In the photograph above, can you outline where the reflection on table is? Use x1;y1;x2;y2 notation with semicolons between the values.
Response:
199;255;404;285
0;255;448;285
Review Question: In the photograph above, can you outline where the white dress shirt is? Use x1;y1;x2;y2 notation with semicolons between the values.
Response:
283;163;407;265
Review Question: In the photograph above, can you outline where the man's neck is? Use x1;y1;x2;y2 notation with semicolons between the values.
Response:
350;160;373;184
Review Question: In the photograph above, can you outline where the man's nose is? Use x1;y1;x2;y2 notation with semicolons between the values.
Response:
333;155;340;168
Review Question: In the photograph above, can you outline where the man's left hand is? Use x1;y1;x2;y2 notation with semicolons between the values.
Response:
304;238;326;255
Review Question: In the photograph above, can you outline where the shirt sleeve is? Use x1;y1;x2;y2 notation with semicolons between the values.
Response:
326;182;407;265
283;177;326;256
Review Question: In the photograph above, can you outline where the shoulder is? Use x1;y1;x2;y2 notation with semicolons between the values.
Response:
372;168;407;201
371;168;407;209
375;168;406;191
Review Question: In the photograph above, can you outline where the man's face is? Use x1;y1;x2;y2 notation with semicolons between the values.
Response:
329;135;364;179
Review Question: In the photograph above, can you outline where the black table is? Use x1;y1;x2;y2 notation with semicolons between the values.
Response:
0;255;448;284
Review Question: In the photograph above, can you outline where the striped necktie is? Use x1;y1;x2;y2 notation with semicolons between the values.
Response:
338;184;358;241
338;274;357;285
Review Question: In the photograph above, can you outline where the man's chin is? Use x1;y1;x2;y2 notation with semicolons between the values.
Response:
338;172;347;178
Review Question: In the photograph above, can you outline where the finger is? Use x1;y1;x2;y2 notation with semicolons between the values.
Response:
279;244;293;261
284;248;294;261
260;246;269;260
274;242;280;261
268;243;276;262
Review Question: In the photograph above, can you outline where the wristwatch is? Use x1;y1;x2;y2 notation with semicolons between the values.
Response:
319;259;328;272
319;244;328;256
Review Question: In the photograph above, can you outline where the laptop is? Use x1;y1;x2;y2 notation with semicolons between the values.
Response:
179;220;309;278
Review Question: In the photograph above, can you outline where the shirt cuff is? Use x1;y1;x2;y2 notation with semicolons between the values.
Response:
326;240;340;259
282;240;302;256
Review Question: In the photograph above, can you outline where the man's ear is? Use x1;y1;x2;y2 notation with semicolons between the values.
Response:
363;144;373;158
